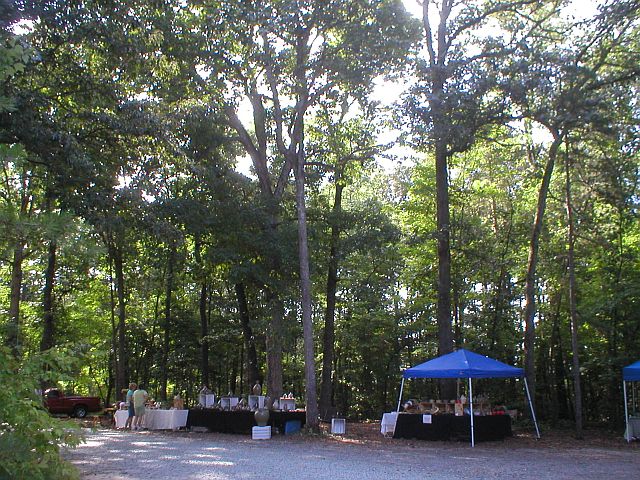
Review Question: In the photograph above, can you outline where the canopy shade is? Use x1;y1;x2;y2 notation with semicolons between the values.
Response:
403;349;524;379
623;360;640;381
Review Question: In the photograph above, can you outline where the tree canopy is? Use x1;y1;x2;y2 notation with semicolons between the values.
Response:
1;0;639;475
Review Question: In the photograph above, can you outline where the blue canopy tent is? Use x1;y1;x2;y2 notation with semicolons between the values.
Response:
397;349;540;447
623;360;640;442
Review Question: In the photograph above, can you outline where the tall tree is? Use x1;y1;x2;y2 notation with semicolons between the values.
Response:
190;0;419;428
1;150;37;354
404;0;544;397
306;108;381;418
500;0;640;402
563;140;582;438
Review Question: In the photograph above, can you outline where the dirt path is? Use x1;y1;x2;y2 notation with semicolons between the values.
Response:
64;425;639;480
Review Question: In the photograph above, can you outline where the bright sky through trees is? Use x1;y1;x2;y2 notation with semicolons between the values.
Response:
234;0;604;176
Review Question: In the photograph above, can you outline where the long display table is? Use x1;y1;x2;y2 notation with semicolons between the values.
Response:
393;413;511;442
187;409;306;434
114;409;188;430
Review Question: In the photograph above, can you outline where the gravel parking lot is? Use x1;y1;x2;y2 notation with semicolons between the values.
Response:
64;427;640;480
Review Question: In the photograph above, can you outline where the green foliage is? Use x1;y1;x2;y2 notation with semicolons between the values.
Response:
0;346;82;480
0;0;638;429
0;33;31;112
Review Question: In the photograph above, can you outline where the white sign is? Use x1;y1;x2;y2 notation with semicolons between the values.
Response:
422;414;432;424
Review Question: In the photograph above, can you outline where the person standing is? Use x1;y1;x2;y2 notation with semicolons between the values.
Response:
132;385;148;430
124;382;137;430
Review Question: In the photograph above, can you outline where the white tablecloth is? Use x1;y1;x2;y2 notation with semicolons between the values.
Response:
626;416;640;439
380;412;398;436
115;409;188;430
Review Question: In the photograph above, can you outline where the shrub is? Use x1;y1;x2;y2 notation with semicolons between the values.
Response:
0;346;82;480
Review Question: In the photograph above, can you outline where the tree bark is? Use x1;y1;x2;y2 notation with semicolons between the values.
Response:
422;0;455;399
194;238;209;388
265;290;284;402
523;135;561;404
108;255;117;404
160;241;176;401
199;283;209;385
319;176;344;419
564;146;583;439
110;239;128;399
40;240;57;352
235;282;260;387
295;149;319;431
223;112;287;401
435;136;453;367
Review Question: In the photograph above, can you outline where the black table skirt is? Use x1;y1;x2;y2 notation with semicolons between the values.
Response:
187;409;306;434
393;413;511;442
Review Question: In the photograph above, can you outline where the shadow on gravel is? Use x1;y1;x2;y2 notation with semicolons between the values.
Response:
64;425;640;480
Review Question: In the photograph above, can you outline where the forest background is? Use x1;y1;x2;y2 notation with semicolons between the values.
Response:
1;0;639;450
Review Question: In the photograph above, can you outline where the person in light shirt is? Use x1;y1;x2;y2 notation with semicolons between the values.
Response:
132;385;148;430
124;382;137;430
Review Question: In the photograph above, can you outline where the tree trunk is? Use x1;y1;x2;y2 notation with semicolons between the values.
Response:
111;239;127;399
161;242;176;401
421;1;455;399
225;106;287;404
108;255;117;404
523;135;561;405
264;208;286;403
235;282;260;387
434;112;454;347
265;290;284;402
319;177;344;419
40;240;57;352
295;150;319;430
199;281;209;386
434;82;455;399
194;238;209;388
564;146;583;439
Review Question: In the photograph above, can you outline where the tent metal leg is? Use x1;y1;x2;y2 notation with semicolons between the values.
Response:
524;378;541;439
623;380;630;442
469;377;475;448
396;377;405;413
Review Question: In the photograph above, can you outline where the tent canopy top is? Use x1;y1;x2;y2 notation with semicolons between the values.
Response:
403;349;524;379
623;360;640;381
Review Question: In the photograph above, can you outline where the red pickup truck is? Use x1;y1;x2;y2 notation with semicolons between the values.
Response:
43;388;103;418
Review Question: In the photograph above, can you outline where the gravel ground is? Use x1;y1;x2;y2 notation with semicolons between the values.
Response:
63;427;640;480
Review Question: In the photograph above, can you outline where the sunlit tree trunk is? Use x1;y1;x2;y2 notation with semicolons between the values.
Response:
294;147;319;430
